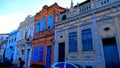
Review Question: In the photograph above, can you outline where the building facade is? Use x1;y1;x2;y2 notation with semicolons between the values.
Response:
5;30;18;64
0;33;9;61
17;15;34;68
54;0;120;68
31;3;65;68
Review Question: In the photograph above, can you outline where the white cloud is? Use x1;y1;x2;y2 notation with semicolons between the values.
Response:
0;13;27;33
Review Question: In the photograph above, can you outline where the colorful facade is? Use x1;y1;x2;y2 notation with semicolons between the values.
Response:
5;30;18;64
17;15;34;68
54;0;120;68
31;3;65;68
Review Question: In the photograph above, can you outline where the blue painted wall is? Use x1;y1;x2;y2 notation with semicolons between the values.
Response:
5;30;18;64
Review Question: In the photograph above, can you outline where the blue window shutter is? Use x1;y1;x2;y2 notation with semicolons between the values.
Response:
48;14;53;29
36;23;38;33
38;46;44;62
82;29;93;51
41;17;46;31
38;20;40;32
36;20;40;33
69;32;77;52
32;47;38;62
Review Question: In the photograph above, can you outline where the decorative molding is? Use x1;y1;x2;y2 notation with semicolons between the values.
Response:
83;53;94;60
98;18;114;26
69;53;78;60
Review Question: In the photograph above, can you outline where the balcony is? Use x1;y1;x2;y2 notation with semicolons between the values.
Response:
56;0;120;25
17;37;32;46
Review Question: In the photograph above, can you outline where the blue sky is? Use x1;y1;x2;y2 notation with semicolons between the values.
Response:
0;0;85;33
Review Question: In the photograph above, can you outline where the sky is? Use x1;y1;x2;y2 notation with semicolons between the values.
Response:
0;0;85;34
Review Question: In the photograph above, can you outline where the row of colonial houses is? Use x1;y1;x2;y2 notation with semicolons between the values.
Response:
0;0;120;68
0;15;34;68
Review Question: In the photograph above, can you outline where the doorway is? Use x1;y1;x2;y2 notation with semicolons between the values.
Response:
26;49;30;67
58;42;65;62
46;46;52;68
102;37;120;68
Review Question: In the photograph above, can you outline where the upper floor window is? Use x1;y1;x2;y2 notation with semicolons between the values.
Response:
82;29;93;51
41;17;46;31
0;36;4;41
48;14;54;29
69;32;78;52
36;20;40;33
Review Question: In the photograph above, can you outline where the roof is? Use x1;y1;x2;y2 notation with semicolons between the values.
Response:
0;33;9;35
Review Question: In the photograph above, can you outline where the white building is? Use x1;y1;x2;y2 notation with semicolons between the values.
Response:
17;15;34;68
54;0;120;68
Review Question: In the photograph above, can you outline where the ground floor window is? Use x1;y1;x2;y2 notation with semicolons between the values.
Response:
32;46;44;62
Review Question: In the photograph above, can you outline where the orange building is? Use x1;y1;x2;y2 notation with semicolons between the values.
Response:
31;3;65;68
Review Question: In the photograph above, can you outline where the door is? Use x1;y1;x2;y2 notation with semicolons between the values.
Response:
102;37;120;68
58;43;65;62
46;46;52;68
26;49;30;67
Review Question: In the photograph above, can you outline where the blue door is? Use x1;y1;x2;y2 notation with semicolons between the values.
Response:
103;38;120;68
46;46;52;68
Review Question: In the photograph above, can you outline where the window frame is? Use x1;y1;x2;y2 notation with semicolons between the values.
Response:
68;32;78;52
38;46;44;62
48;14;54;29
32;47;38;62
81;28;93;51
32;46;44;62
36;20;40;33
41;17;46;31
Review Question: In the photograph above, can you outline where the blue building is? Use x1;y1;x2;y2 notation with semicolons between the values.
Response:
5;30;18;64
0;33;9;61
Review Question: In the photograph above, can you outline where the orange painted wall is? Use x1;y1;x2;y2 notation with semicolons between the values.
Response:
31;3;65;67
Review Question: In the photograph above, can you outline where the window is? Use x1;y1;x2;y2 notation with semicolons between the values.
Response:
41;17;46;31
25;32;27;39
38;46;44;62
36;20;40;33
14;35;16;41
69;32;77;52
32;46;44;62
0;36;4;41
62;15;67;20
32;47;38;62
82;29;93;51
48;14;54;29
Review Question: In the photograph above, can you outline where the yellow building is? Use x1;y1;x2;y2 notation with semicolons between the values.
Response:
54;0;120;68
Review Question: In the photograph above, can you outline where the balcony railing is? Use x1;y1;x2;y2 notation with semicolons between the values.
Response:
57;0;120;23
17;37;32;45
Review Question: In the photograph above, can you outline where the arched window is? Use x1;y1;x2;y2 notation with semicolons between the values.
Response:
48;14;54;29
41;17;46;31
36;20;40;33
